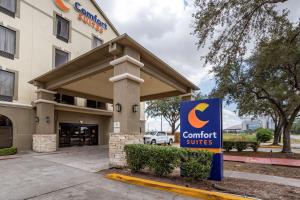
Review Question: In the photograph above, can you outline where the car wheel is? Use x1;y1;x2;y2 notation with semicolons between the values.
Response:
168;139;173;145
151;139;156;145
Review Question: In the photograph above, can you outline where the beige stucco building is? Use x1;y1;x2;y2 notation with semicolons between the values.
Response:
0;0;197;166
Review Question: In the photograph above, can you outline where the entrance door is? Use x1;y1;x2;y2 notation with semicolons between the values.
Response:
0;115;13;148
59;123;98;147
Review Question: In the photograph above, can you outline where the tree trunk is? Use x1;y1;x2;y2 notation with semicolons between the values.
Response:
171;123;176;135
273;119;283;145
282;122;292;153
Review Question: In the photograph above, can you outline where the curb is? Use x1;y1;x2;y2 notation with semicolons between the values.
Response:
259;145;282;149
106;173;257;200
0;155;20;161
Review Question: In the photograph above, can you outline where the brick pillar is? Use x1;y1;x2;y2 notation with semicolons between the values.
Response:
33;89;57;152
109;53;144;167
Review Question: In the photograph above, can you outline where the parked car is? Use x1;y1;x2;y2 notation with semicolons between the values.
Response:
144;131;175;145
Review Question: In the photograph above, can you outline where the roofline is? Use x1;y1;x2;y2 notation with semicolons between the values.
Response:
90;0;120;36
117;34;199;90
29;34;199;91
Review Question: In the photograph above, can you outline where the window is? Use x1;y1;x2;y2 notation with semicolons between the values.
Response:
55;93;75;105
0;26;16;59
0;70;14;102
86;100;106;110
0;0;16;17
56;15;69;42
92;36;103;48
55;49;69;67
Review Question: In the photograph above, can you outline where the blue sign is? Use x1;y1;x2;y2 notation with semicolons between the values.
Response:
180;98;223;181
180;98;222;148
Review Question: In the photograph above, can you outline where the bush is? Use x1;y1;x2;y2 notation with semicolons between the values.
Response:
256;128;273;142
235;142;248;152
124;144;150;172
148;145;183;176
223;141;235;152
180;150;213;180
124;144;213;179
0;147;17;156
223;141;260;152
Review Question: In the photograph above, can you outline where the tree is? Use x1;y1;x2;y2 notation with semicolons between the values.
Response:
193;0;300;152
146;97;181;134
212;34;300;152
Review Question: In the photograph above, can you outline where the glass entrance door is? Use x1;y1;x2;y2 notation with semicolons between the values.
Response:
59;123;98;147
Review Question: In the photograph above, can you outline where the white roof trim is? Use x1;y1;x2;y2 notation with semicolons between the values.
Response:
109;73;144;83
0;101;33;109
34;99;57;105
110;55;144;68
35;89;57;94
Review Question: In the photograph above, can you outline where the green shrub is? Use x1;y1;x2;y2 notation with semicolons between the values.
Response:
256;128;273;142
180;150;213;180
235;142;248;152
0;147;17;156
248;141;260;152
148;145;183;176
223;141;260;152
124;144;150;172
124;144;213;179
223;141;235;152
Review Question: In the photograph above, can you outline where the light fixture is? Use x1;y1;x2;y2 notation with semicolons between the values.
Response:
132;104;139;113
35;117;39;123
46;116;50;124
115;103;122;112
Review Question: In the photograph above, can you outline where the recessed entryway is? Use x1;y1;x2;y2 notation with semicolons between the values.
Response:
0;115;13;149
59;123;98;148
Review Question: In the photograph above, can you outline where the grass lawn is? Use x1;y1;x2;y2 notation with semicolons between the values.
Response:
223;133;257;142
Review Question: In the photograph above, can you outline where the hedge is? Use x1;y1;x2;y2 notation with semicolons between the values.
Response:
125;144;213;179
223;141;260;152
0;147;17;156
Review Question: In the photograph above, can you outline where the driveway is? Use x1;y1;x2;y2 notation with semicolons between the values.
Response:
0;146;195;200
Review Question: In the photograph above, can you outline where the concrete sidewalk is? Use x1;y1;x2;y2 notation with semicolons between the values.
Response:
225;170;300;188
224;155;300;167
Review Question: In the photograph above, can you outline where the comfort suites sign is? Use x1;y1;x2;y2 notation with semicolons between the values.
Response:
180;98;223;181
54;0;108;33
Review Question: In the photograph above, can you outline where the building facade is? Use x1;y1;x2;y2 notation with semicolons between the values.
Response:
0;0;146;151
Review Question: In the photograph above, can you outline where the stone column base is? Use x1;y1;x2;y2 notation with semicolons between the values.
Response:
33;134;57;153
109;133;143;167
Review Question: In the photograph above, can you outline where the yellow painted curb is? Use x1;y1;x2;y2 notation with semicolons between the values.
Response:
106;173;256;200
259;145;282;149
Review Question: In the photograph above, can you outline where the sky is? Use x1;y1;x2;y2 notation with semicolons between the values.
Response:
96;0;300;130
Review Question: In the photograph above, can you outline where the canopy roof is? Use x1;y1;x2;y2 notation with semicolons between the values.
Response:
30;34;199;103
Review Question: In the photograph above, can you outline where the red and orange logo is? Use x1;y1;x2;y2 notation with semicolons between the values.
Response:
188;103;209;128
54;0;70;12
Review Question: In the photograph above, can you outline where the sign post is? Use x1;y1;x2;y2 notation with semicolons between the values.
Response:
180;98;223;181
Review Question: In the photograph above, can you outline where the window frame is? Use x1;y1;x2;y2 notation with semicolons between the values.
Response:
55;14;70;43
54;48;69;68
0;25;16;60
0;0;17;17
0;69;15;102
92;36;103;49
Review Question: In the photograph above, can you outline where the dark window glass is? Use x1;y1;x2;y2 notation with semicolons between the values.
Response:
92;36;103;48
56;15;69;42
0;70;14;102
55;93;75;105
86;100;106;110
0;0;16;17
55;49;69;67
0;25;16;59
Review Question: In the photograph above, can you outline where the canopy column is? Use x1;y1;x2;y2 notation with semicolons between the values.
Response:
109;50;145;167
33;89;57;152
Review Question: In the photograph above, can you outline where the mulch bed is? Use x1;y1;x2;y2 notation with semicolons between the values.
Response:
224;161;300;179
224;151;300;159
101;168;300;200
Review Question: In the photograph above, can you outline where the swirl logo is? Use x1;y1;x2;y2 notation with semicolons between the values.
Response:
54;0;70;12
188;103;209;128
